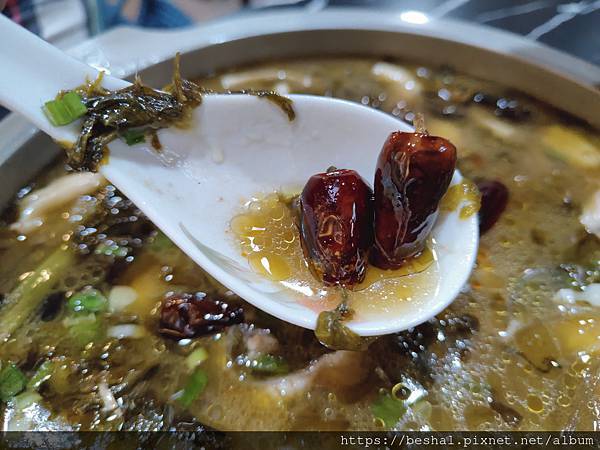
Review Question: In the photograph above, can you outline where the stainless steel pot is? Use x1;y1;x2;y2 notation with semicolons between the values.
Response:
1;8;599;208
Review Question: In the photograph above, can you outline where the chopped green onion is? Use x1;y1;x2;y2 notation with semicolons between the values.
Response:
185;348;209;371
27;360;54;391
64;288;107;346
94;242;129;258
122;129;146;146
0;363;27;402
62;313;104;346
63;92;88;117
371;392;406;429
43;92;87;126
251;354;289;375
178;368;208;408
67;288;108;314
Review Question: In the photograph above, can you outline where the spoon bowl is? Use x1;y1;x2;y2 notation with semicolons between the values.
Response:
0;16;478;335
102;94;478;335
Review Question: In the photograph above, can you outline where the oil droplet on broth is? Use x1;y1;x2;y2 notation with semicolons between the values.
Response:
230;192;440;318
557;394;571;408
527;394;544;414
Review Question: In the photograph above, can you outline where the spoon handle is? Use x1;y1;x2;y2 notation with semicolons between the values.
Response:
0;15;128;143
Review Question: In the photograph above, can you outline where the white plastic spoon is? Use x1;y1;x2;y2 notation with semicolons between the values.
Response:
0;16;478;336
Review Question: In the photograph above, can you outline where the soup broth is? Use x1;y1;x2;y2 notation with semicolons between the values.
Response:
1;57;599;431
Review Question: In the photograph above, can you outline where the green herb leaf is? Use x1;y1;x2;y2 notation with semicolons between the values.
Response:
122;129;146;146
67;288;108;313
0;363;27;402
43;92;87;126
251;354;289;375
371;392;406;429
178;368;208;408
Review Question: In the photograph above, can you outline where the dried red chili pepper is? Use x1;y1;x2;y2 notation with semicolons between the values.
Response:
477;180;508;234
158;292;244;339
371;131;457;269
299;169;373;286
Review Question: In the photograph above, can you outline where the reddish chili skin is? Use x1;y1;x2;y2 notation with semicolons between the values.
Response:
477;180;509;234
158;292;244;339
300;169;373;286
371;132;457;269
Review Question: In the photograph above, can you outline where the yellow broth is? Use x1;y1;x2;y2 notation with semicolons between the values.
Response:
230;192;440;320
0;57;599;431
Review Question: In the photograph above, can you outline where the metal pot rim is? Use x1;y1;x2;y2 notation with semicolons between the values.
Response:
70;8;600;85
1;7;598;203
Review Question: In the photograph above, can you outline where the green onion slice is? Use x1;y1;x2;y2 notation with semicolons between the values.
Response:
178;368;208;408
94;242;129;258
185;348;209;371
43;92;87;126
27;360;54;391
67;288;108;314
251;354;289;375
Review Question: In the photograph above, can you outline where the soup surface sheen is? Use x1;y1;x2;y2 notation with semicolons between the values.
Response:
1;57;599;432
